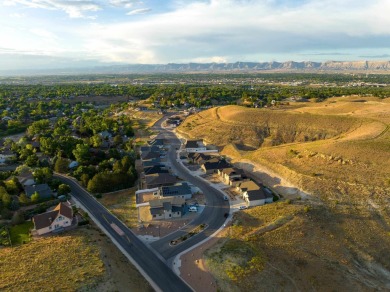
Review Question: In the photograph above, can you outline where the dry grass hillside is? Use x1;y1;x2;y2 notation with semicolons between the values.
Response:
177;97;390;290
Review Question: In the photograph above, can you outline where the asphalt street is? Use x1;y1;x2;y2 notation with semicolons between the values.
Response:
55;174;192;292
149;116;230;260
54;113;229;291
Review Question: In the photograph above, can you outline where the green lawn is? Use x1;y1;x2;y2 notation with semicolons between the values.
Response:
9;221;34;245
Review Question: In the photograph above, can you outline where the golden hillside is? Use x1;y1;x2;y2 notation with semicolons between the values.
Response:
177;99;390;201
177;97;390;290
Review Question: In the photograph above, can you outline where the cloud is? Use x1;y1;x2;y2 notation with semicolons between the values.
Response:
30;28;59;40
299;52;351;56
78;0;390;63
359;54;390;59
126;8;151;15
2;0;390;69
109;0;135;8
9;0;101;18
9;12;26;18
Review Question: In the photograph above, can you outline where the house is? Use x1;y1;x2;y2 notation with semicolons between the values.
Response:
140;145;161;154
99;130;112;139
185;140;207;153
218;167;245;183
236;180;261;193
188;153;214;165
1;116;12;121
141;151;161;161
158;182;192;199
229;176;250;187
144;173;178;189
0;150;16;164
149;197;186;220
236;180;273;207
16;170;36;187
142;158;165;168
31;141;40;151
201;159;231;174
32;202;73;235
143;165;169;175
100;140;111;149
243;188;273;207
25;184;53;199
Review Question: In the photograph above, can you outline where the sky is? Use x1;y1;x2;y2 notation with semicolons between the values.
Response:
0;0;390;71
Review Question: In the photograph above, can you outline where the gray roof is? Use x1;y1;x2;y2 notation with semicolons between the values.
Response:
246;189;266;201
159;182;192;197
143;165;169;175
25;184;53;199
149;197;185;209
185;140;199;148
141;151;161;160
142;158;164;167
140;146;161;153
202;160;231;171
145;173;177;187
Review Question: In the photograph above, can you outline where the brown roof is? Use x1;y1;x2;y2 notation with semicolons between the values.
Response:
33;202;73;230
237;180;261;192
221;167;244;176
54;202;73;219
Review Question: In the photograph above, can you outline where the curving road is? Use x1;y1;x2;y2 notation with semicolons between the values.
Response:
149;116;230;260
55;173;192;292
55;114;229;291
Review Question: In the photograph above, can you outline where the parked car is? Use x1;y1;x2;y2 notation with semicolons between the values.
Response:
189;206;198;212
239;205;248;210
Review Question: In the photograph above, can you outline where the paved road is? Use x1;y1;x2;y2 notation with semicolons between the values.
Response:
55;174;192;292
149;116;230;260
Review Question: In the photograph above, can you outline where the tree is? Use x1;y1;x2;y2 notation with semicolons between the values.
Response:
72;144;91;165
113;135;123;146
15;165;31;175
54;157;69;173
25;154;39;167
31;192;40;203
40;137;58;155
0;186;11;207
58;184;71;196
11;211;25;225
18;193;30;205
9;200;20;211
4;178;22;195
33;167;53;184
27;119;50;136
80;173;89;187
90;134;102;148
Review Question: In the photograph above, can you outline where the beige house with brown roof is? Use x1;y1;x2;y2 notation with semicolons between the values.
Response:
32;202;73;235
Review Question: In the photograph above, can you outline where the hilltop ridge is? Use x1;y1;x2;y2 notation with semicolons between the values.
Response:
2;60;390;76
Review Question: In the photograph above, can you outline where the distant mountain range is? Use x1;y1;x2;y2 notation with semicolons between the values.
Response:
2;60;390;75
117;61;390;72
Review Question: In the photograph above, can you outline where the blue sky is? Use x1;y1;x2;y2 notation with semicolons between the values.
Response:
0;0;390;70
